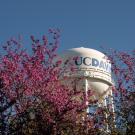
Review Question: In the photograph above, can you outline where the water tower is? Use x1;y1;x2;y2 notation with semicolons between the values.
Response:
59;47;114;130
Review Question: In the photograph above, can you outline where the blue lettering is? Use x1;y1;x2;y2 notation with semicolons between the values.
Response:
75;57;82;66
92;58;99;67
83;57;91;66
74;57;111;73
104;62;108;71
99;61;104;69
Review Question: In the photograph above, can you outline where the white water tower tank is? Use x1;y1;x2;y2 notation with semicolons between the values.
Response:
59;47;113;101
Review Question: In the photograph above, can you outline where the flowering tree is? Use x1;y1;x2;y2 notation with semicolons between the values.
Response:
0;29;134;135
0;30;90;135
104;49;135;134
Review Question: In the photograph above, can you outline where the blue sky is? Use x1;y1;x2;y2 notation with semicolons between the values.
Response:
0;0;135;53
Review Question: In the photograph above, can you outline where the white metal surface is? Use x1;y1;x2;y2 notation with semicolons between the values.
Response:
59;47;113;100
